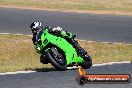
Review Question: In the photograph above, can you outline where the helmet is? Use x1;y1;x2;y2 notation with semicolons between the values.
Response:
30;21;42;29
30;21;42;35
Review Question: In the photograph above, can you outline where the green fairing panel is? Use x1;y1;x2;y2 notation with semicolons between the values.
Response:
36;28;84;65
47;33;74;65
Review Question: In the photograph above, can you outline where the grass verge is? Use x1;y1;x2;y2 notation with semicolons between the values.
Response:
0;34;132;72
0;0;132;15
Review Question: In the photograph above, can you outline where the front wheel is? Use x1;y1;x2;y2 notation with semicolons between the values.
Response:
45;47;67;71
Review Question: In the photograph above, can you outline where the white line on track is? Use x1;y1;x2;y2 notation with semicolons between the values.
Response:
67;61;131;69
0;33;11;35
0;33;32;36
0;70;36;75
79;39;132;45
0;61;131;75
92;61;131;67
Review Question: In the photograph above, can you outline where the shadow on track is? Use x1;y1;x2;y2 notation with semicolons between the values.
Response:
25;67;78;72
34;67;57;72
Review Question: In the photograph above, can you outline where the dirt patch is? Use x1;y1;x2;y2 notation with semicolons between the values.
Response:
0;5;132;16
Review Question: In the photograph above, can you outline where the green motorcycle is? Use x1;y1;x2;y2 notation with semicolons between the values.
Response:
34;28;92;70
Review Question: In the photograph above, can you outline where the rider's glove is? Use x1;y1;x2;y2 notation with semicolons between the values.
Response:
52;27;62;31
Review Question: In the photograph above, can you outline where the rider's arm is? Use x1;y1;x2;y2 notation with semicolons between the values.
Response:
45;26;62;36
46;26;76;39
32;36;36;45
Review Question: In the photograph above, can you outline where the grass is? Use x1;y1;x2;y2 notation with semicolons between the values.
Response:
0;34;53;72
78;40;132;64
0;0;132;14
0;34;132;72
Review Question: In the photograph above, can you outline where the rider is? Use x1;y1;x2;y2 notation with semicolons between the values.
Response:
30;21;89;61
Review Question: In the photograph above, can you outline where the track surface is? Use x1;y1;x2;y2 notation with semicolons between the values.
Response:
0;63;132;88
0;7;132;43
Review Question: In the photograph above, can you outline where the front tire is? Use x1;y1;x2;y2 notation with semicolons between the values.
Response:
45;48;67;71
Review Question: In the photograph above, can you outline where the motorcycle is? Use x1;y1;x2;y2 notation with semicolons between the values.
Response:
34;28;92;70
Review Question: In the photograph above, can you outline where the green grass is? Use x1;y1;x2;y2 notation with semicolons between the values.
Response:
0;0;132;14
0;34;132;72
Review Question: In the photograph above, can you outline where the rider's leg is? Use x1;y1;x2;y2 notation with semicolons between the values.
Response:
69;39;87;55
60;31;90;59
72;40;91;61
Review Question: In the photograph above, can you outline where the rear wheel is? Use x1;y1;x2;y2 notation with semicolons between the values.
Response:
46;47;67;71
81;55;92;69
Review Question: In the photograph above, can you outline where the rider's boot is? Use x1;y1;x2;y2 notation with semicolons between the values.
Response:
69;39;91;61
61;31;91;61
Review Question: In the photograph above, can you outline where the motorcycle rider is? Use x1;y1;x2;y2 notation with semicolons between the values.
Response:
30;21;90;63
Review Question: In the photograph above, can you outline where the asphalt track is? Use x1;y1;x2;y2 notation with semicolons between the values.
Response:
0;63;132;88
0;7;132;43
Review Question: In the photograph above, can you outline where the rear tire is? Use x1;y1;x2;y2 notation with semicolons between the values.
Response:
81;56;92;69
46;48;67;71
